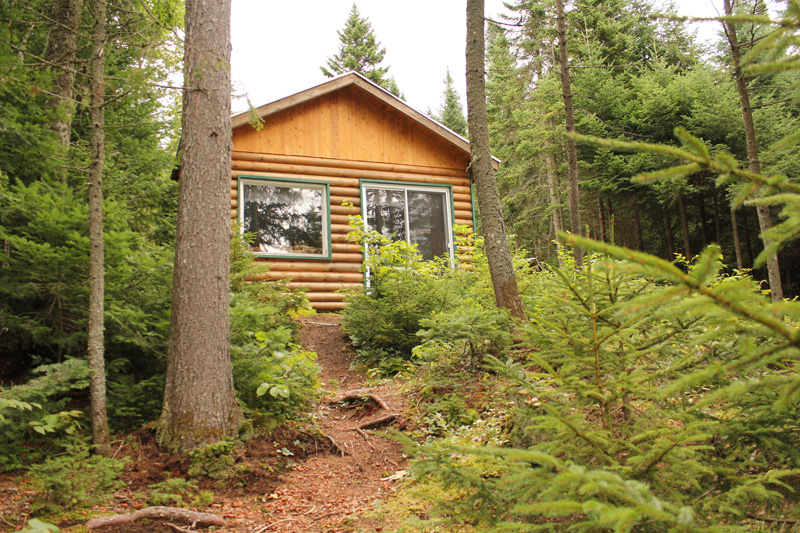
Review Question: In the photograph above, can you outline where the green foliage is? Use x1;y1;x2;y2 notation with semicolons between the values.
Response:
28;443;125;515
434;69;468;137
147;476;200;507
18;519;60;533
230;233;320;420
187;440;236;479
0;359;92;471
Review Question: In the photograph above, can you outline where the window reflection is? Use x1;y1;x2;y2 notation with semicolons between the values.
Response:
242;181;324;256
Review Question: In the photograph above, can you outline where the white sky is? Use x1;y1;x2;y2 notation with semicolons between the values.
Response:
230;1;725;116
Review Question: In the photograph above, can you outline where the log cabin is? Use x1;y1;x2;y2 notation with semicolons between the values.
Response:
231;72;492;311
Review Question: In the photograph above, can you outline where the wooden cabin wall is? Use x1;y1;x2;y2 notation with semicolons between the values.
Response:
231;150;474;311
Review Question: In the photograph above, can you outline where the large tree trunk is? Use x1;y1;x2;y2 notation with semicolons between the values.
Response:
88;0;110;458
597;197;606;243
158;0;240;453
465;0;525;319
723;0;783;301
45;0;83;183
555;0;583;265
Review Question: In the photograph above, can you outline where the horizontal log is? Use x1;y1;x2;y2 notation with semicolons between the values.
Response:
312;301;347;311
454;218;474;227
331;223;355;234
330;252;363;263
454;209;473;220
285;282;363;291
233;169;360;188
232;160;470;187
454;201;472;212
453;192;472;203
330;195;360;207
331;243;362;253
232;151;469;178
253;261;361;272
304;292;348;302
330;186;361;197
331;205;360;216
251;271;364;283
332;232;357;243
330;214;353;225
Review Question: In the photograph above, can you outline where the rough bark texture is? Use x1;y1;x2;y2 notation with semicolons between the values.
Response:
465;0;525;320
86;507;225;529
88;0;110;457
45;0;82;182
723;0;783;301
555;0;583;265
158;0;240;453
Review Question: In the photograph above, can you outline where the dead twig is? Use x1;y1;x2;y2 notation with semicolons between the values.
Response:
320;431;350;456
255;517;296;532
746;513;799;524
165;522;192;533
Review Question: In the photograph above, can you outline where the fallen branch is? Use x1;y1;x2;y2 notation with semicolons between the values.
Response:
746;513;799;524
165;523;192;533
86;506;225;529
332;390;390;411
356;413;398;430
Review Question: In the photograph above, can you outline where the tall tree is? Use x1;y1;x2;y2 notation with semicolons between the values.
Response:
466;0;525;320
435;68;468;137
87;0;110;457
722;0;784;301
321;4;401;96
44;0;83;184
158;0;240;453
555;0;583;265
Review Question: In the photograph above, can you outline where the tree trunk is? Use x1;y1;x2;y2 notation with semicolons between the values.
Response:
544;139;564;266
731;207;744;270
597;197;606;243
465;0;525;319
677;194;691;259
632;198;644;252
158;0;240;453
723;0;783;301
713;190;723;245
555;0;583;265
88;0;110;458
741;207;755;266
697;195;708;247
45;0;83;183
664;209;675;259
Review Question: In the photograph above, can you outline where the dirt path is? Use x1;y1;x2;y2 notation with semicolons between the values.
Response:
220;314;409;532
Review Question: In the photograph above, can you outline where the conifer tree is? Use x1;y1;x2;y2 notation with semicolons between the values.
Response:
435;69;468;137
321;4;401;97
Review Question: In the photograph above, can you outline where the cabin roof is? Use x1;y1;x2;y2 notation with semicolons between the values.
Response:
231;72;499;168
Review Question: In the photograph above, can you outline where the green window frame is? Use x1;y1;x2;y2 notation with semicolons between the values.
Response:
238;176;332;260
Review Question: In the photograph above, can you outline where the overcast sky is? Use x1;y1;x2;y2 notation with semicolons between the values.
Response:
230;1;725;116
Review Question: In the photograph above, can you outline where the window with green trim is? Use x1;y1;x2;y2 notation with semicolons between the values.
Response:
362;183;453;261
239;177;329;258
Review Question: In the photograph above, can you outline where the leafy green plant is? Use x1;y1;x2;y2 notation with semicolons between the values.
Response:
28;443;125;515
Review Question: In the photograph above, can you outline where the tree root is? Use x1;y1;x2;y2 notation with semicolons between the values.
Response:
332;390;390;411
355;413;398;430
320;430;350;456
86;506;225;529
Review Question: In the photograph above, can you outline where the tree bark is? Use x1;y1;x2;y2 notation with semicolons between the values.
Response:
158;0;240;453
45;0;83;183
465;0;525;319
543;137;564;266
677;194;691;259
88;0;110;458
597;197;606;243
632;198;644;252
731;207;744;270
555;0;583;265
723;0;783;301
664;209;675;259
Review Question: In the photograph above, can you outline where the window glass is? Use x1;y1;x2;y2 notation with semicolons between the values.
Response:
364;184;452;261
241;179;327;257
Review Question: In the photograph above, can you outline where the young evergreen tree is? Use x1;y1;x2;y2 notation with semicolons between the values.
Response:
321;4;401;97
434;69;468;137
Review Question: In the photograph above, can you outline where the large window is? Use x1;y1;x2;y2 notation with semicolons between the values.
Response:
362;182;453;261
239;177;330;259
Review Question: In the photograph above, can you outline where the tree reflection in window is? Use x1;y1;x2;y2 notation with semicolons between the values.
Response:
364;185;450;261
242;180;325;256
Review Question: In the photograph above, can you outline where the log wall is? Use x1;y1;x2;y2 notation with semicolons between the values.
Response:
232;151;474;311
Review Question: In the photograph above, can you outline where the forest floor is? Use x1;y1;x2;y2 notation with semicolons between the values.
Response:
1;314;415;533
